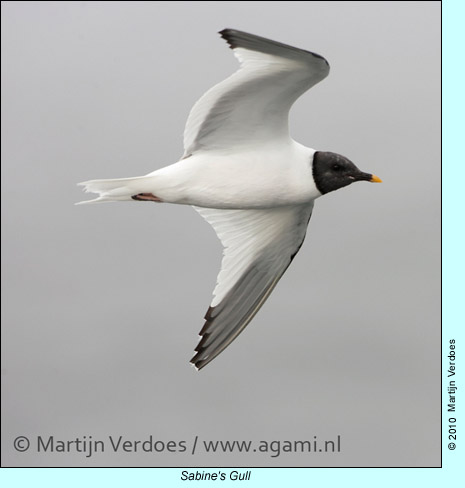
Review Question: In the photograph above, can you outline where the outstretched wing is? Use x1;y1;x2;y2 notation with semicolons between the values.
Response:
183;29;330;156
191;203;313;370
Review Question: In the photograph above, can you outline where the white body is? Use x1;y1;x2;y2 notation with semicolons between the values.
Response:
85;142;319;209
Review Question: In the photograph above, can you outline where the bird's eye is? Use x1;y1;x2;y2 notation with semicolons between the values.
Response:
332;164;342;171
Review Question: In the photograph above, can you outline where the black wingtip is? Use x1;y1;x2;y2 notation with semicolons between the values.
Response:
217;27;329;67
190;305;219;370
190;354;208;371
218;28;237;49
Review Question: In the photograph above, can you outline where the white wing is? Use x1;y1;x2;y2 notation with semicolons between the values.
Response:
183;29;330;156
191;203;313;369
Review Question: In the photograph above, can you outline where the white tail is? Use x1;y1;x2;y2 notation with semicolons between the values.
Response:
76;176;151;205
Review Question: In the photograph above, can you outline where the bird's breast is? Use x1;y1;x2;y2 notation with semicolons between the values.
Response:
175;147;320;209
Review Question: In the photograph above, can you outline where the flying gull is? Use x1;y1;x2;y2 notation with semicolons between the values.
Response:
78;28;382;370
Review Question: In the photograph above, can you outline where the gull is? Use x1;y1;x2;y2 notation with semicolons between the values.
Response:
78;29;382;370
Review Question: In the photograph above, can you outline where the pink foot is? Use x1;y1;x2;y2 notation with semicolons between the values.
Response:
131;193;163;202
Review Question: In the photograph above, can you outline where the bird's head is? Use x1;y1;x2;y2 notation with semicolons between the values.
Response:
312;151;382;195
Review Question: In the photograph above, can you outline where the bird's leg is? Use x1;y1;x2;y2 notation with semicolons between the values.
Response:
131;193;163;202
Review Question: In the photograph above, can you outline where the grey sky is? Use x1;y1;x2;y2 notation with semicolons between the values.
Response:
2;1;440;467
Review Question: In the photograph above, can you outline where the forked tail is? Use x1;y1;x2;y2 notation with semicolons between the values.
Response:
76;176;152;204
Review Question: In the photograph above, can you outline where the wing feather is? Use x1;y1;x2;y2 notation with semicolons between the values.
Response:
191;203;313;369
183;29;329;156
